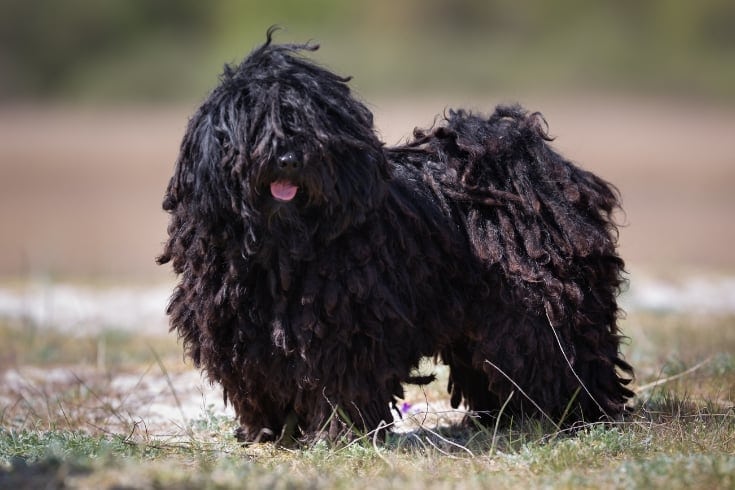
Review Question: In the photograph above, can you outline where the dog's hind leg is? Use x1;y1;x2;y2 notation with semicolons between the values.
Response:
444;309;632;427
442;342;507;425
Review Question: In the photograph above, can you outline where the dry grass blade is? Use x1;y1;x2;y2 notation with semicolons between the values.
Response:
635;356;714;394
490;390;515;454
548;317;609;419
372;420;394;469
149;346;195;441
420;425;475;458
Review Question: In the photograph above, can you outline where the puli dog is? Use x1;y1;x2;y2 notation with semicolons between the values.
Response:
158;31;633;443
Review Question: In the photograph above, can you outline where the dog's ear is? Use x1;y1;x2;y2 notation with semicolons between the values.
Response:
163;103;240;220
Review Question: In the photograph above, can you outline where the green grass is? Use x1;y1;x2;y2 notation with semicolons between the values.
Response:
1;312;734;489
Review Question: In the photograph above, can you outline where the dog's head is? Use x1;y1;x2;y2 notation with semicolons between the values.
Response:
162;30;389;259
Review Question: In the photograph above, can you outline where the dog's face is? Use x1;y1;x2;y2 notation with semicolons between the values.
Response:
164;37;390;253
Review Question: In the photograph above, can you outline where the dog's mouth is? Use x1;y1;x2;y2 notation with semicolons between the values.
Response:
270;180;299;202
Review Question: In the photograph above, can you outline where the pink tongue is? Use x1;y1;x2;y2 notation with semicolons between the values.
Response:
270;180;299;201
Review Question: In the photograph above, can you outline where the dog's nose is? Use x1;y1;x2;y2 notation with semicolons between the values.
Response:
277;152;301;171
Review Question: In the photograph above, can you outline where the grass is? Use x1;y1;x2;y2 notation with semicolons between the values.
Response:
0;312;734;489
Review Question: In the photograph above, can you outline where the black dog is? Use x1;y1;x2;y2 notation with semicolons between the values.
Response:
159;31;633;442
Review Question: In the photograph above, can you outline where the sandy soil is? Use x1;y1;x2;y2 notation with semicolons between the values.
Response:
1;96;734;280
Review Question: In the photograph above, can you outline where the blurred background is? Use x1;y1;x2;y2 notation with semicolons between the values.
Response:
3;0;735;102
1;0;734;326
